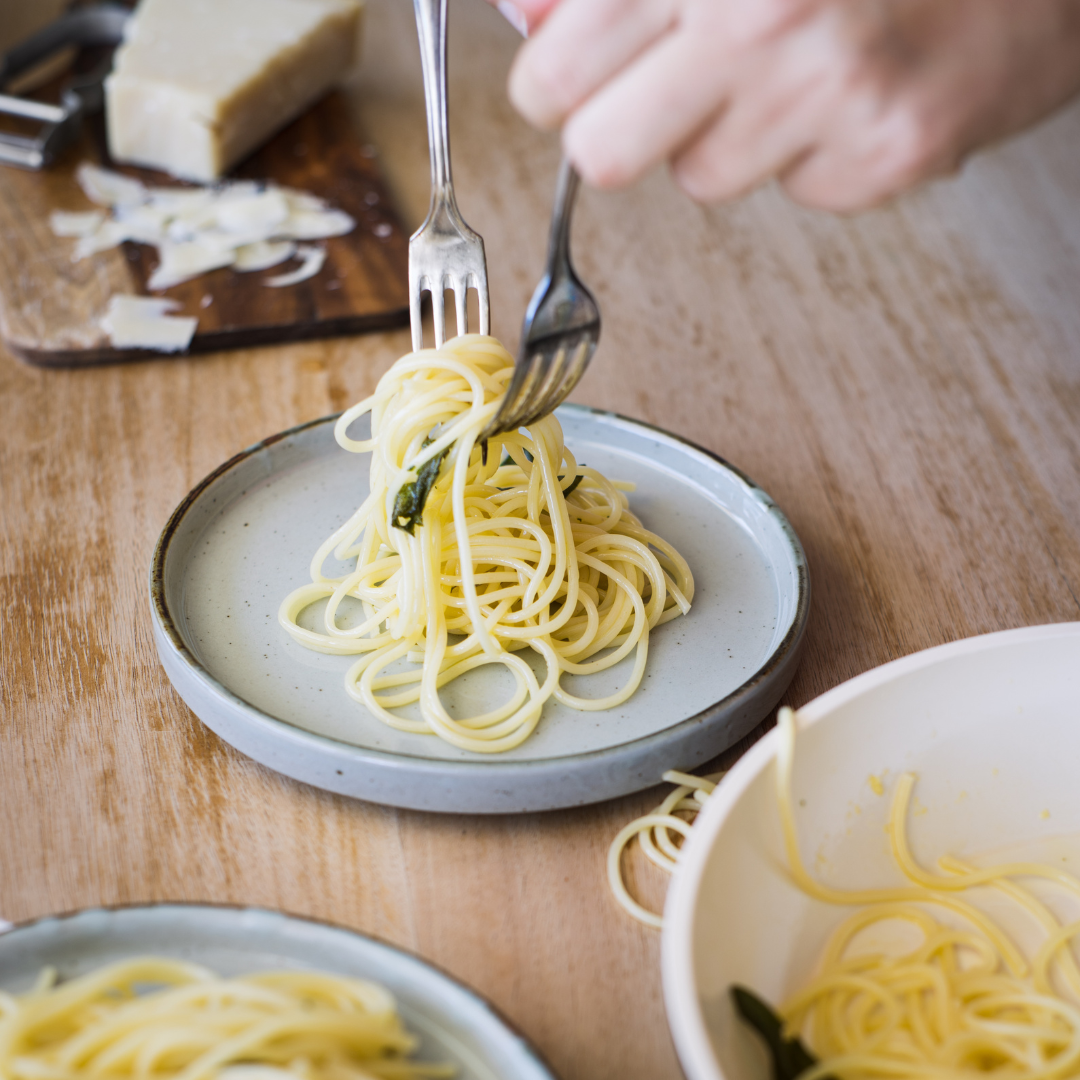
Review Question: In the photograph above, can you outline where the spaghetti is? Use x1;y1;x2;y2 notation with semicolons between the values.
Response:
607;770;720;928
279;336;693;753
772;706;1080;1080
0;959;451;1080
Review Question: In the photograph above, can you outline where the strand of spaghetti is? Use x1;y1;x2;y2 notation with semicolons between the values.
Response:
1033;921;1080;1001
607;813;694;929
662;770;717;795
889;774;1080;897
0;961;447;1080
607;769;724;925
639;788;698;870
775;707;1029;978
940;856;1080;999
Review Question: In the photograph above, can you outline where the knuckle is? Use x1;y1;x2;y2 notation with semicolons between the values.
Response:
714;0;821;50
508;49;575;128
574;153;633;190
876;103;951;187
564;123;634;189
783;173;887;213
671;148;733;204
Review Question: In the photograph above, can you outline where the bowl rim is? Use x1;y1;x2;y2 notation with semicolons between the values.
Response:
660;620;1080;1080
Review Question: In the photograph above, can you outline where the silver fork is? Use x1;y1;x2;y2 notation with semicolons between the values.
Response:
482;159;601;438
409;0;489;352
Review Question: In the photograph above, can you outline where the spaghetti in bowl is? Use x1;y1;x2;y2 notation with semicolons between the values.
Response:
0;905;557;1080
661;623;1080;1080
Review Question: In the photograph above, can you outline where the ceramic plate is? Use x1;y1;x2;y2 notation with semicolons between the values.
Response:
150;406;809;813
0;904;556;1080
661;622;1080;1080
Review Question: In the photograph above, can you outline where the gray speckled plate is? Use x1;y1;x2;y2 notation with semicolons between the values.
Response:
150;406;809;813
0;904;556;1080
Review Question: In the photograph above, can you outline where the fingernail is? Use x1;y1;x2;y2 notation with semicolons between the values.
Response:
496;0;529;37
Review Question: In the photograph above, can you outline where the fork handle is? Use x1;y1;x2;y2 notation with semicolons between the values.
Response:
547;159;581;275
414;0;455;202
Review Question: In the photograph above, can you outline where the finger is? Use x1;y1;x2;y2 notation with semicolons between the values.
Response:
508;0;678;130
671;110;814;204
779;90;960;210
562;25;727;187
669;28;831;202
779;149;895;211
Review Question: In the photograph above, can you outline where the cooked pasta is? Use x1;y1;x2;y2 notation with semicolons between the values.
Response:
607;769;720;928
0;960;451;1080
773;706;1080;1080
279;335;693;753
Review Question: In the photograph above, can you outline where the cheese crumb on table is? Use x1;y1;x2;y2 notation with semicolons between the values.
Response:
106;0;363;182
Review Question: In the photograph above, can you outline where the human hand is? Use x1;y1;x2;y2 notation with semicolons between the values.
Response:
490;0;1080;210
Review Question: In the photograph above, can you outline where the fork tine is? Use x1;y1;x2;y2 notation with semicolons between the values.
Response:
411;0;491;356
409;272;424;352
431;282;447;348
520;337;593;427
496;351;545;432
476;277;490;336
555;336;595;401
454;280;467;339
514;344;566;428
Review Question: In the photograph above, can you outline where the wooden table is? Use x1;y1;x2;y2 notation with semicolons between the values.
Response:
3;2;1080;1077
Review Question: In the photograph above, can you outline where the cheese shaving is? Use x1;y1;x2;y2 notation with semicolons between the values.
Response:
264;244;326;287
148;241;236;291
57;164;356;290
77;163;146;207
48;210;104;238
234;240;297;272
100;295;198;352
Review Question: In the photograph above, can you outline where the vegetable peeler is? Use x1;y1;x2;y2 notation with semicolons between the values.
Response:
0;4;129;170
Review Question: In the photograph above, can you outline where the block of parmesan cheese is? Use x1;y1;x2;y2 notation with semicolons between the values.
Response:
105;0;362;182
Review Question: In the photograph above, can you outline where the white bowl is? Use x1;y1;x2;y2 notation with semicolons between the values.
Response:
662;622;1080;1080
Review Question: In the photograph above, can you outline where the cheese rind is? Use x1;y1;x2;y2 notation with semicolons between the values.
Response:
106;0;362;182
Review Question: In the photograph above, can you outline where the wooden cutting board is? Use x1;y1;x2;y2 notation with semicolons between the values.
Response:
0;91;410;366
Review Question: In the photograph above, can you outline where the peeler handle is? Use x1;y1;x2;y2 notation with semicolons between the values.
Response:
0;4;129;88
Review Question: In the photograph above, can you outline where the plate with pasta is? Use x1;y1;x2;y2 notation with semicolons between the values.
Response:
150;336;809;813
662;622;1080;1080
0;903;557;1080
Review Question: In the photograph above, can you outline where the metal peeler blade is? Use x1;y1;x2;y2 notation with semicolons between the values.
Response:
0;4;129;171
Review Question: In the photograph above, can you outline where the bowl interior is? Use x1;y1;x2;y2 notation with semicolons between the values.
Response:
664;625;1080;1080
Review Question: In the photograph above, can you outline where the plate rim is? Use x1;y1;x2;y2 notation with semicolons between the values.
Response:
660;620;1080;1080
148;405;810;793
0;900;561;1080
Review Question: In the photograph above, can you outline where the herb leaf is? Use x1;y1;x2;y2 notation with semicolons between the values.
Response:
561;473;584;497
392;439;450;535
730;986;829;1080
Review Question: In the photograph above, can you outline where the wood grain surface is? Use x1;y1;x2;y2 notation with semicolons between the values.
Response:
0;91;409;365
2;2;1080;1079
